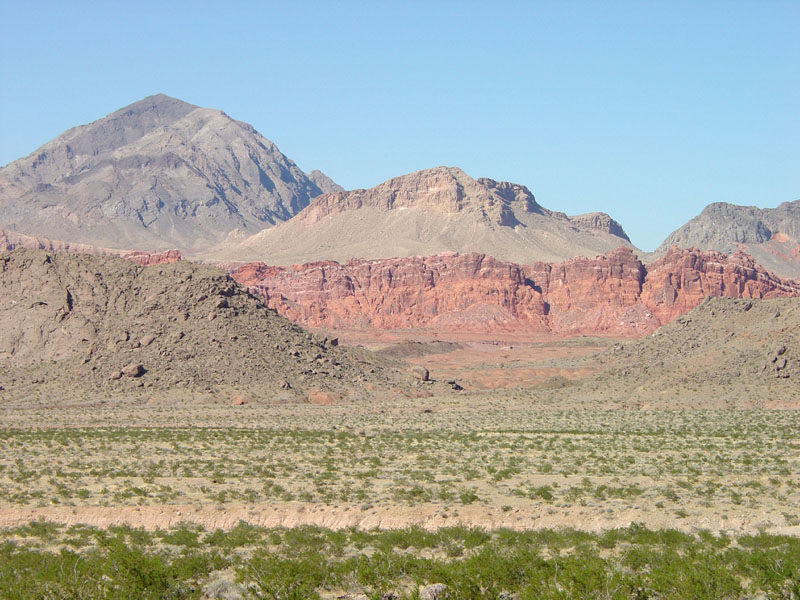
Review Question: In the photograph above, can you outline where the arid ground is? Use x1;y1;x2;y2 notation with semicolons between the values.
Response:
3;282;799;598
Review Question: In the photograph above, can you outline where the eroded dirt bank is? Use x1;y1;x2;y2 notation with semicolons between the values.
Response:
2;503;796;537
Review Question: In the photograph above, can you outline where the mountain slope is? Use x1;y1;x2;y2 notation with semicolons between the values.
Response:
217;166;632;264
656;200;800;278
0;94;326;252
585;296;800;406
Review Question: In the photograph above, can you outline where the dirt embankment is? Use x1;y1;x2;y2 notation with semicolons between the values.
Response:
1;502;793;537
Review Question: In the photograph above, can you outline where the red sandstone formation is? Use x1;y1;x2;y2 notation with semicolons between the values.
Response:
121;249;183;266
640;247;798;325
231;247;800;337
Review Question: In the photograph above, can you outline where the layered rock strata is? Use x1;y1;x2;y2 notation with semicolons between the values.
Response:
1;228;182;266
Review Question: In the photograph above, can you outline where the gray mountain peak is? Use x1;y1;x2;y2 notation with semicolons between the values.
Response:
0;95;324;252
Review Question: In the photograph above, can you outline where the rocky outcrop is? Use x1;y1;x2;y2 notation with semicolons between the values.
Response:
589;296;800;402
307;170;344;194
223;166;633;265
1;228;102;254
0;94;326;253
231;247;800;337
641;247;799;324
658;200;800;252
238;253;550;333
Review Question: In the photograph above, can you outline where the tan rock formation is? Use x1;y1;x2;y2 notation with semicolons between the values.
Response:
221;166;632;265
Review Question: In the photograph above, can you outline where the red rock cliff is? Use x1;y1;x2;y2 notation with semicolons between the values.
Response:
641;247;798;324
231;247;800;337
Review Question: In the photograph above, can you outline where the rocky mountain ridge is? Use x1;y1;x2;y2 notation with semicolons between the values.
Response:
231;246;800;337
0;94;337;252
220;166;633;265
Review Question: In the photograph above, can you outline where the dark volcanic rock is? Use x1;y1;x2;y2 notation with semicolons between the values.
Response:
656;200;800;278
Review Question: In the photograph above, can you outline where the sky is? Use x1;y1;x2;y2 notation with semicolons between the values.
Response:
1;1;797;251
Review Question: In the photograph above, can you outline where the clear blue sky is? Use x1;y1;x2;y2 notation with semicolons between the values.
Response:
1;1;797;250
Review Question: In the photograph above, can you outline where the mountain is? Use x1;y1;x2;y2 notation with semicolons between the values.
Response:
656;200;800;278
230;246;800;337
0;248;403;403
0;94;331;252
307;170;345;193
216;166;632;264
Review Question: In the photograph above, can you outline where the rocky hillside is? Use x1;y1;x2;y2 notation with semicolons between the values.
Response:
656;200;800;278
0;249;403;403
585;296;800;406
219;166;632;264
231;247;800;337
0;94;335;252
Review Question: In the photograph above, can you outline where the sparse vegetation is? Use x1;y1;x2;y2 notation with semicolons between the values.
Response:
1;409;798;523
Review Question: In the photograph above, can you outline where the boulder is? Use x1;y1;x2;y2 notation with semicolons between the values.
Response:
122;363;144;378
410;366;430;381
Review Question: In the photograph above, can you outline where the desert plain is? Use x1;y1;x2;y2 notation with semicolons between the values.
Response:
2;303;800;598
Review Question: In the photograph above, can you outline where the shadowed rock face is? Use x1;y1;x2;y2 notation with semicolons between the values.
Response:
656;200;800;279
0;94;334;252
231;247;800;337
223;166;632;265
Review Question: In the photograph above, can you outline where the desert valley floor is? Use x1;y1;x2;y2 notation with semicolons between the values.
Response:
2;327;800;599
